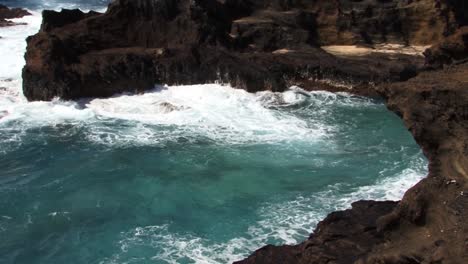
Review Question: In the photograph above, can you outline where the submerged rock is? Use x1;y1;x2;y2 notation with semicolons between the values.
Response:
0;110;8;119
157;102;188;113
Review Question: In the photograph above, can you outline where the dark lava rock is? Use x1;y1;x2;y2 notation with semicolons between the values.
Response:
40;9;100;32
0;4;31;20
369;62;468;264
424;26;468;68
235;201;399;264
18;0;468;263
237;56;468;264
0;4;31;27
25;0;468;101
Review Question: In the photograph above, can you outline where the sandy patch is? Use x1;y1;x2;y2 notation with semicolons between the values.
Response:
322;44;430;57
272;49;294;54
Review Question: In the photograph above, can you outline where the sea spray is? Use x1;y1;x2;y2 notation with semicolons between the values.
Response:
0;4;428;264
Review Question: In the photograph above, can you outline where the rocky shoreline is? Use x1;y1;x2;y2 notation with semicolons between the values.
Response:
237;62;468;263
15;0;468;263
0;4;31;28
23;0;447;101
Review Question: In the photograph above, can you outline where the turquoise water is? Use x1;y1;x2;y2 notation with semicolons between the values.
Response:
0;85;427;264
0;3;427;264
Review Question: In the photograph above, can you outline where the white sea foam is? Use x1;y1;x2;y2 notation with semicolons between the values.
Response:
24;1;109;12
1;9;427;264
2;80;380;149
0;11;42;109
0;12;42;80
101;154;427;264
0;13;329;147
84;85;332;146
0;5;105;106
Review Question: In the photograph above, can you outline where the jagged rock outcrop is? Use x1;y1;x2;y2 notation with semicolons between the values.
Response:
237;61;468;264
235;201;399;264
236;2;468;264
18;0;468;263
371;62;468;264
23;0;468;101
424;26;468;68
0;4;31;27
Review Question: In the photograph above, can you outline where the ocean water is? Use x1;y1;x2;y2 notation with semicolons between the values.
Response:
0;2;428;264
0;0;110;10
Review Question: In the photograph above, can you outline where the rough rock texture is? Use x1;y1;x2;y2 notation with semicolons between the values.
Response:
237;2;468;263
0;4;31;27
371;62;468;264
238;61;468;264
286;0;466;46
19;1;468;262
23;0;468;101
424;26;468;68
236;200;399;264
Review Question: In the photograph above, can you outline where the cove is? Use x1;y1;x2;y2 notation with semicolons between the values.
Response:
0;2;428;263
0;84;427;263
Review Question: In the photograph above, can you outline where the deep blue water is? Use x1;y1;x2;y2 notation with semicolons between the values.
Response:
0;2;428;263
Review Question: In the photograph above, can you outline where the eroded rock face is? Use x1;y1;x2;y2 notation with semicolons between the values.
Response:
235;3;468;264
237;61;468;264
18;1;468;263
237;31;468;264
23;0;467;101
369;62;468;264
294;0;465;46
424;26;468;68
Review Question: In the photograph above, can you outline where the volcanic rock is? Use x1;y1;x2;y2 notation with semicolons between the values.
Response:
0;4;31;28
235;200;399;264
424;26;468;68
24;0;468;101
17;0;468;263
237;52;468;264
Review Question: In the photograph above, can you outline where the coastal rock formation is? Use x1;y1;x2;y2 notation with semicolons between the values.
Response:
19;1;468;262
424;26;468;68
23;0;468;101
237;61;468;264
0;4;31;27
236;2;468;264
372;62;468;263
236;200;400;264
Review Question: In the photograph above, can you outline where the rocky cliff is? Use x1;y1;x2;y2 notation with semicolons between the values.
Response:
23;0;468;101
236;3;468;262
237;61;468;264
19;0;468;263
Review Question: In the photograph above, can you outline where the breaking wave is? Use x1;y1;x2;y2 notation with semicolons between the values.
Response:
0;8;428;264
102;154;426;264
